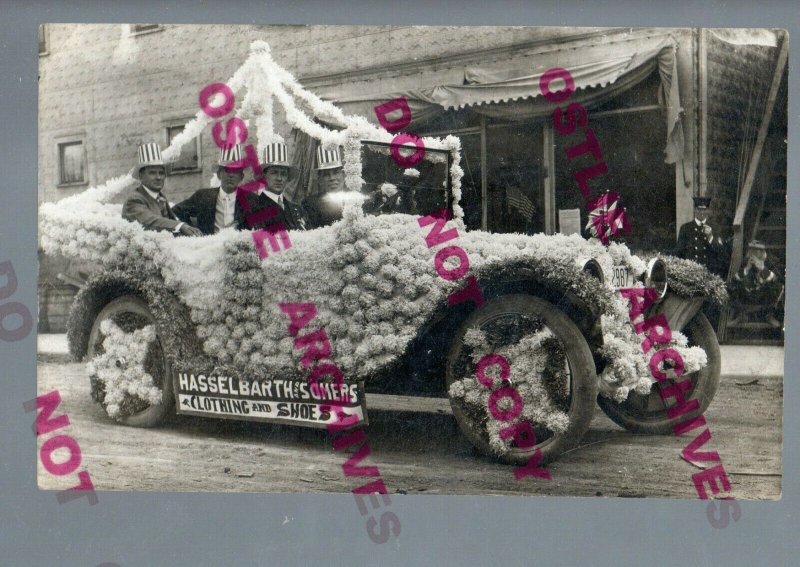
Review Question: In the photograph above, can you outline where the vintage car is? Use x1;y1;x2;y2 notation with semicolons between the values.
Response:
41;42;726;466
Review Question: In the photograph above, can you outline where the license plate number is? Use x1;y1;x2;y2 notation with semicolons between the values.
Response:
611;265;631;288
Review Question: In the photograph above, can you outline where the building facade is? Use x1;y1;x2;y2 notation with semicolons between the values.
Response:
38;24;787;337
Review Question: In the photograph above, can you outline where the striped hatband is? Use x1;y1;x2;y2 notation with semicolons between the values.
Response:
137;142;164;168
315;145;342;170
218;143;244;166
134;142;165;179
261;142;292;169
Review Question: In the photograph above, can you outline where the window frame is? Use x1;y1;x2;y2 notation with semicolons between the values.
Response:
164;121;202;175
56;138;88;188
38;24;49;57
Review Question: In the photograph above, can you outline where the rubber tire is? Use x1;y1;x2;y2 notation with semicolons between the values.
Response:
445;294;599;466
87;295;173;427
597;312;721;435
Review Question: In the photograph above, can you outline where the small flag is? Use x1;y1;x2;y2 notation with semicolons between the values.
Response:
586;191;630;244
507;186;535;219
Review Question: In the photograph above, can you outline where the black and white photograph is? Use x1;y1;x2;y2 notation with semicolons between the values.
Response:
36;24;785;511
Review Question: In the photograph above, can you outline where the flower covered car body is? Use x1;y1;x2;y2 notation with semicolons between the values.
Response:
41;41;726;465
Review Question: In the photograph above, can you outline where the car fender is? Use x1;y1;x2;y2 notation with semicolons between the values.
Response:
400;260;609;388
67;269;204;368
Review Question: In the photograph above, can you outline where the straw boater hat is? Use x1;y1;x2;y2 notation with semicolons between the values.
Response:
217;144;244;169
316;146;342;170
261;142;293;170
132;142;165;179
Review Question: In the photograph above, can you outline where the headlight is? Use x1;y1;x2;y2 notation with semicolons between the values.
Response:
645;258;668;300
577;258;604;285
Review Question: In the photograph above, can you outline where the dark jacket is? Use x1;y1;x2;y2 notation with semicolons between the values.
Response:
172;187;229;235
730;262;783;305
235;190;306;231
302;192;345;230
677;220;727;277
122;186;182;232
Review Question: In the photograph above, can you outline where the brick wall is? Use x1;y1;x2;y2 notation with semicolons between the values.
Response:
38;284;77;334
38;24;586;332
38;24;583;206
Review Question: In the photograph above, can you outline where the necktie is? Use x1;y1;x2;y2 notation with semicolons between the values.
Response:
156;194;170;218
278;195;284;210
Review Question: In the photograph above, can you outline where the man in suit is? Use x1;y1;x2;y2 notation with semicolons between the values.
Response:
173;144;245;235
122;142;204;236
303;146;347;229
676;196;727;277
235;142;306;231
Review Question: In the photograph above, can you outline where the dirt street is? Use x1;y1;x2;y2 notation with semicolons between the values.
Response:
36;353;781;499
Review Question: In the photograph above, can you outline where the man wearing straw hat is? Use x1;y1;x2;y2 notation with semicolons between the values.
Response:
728;239;783;328
235;142;306;231
303;145;348;230
173;144;246;235
122;142;204;236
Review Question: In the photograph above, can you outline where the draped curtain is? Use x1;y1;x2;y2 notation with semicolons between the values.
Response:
284;127;318;204
323;36;685;164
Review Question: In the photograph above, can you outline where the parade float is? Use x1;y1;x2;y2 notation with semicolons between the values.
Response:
40;41;726;465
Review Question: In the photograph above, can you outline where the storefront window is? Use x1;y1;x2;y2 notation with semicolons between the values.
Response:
554;108;673;252
486;121;543;234
418;111;544;233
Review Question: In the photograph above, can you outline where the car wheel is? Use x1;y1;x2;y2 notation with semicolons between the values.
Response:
597;312;721;435
445;294;598;465
87;295;173;427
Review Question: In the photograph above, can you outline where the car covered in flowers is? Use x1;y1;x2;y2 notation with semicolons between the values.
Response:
40;41;727;466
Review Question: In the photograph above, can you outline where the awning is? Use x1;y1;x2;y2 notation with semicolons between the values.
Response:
323;35;684;163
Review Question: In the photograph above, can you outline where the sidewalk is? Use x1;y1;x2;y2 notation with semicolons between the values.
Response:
719;344;784;376
38;333;70;356
38;334;785;377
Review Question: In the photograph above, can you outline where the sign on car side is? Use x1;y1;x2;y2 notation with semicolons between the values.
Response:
173;372;368;428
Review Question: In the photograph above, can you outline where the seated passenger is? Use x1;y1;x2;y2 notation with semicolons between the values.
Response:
122;143;203;236
235;142;306;231
173;144;245;235
728;240;784;328
302;146;348;229
362;182;415;216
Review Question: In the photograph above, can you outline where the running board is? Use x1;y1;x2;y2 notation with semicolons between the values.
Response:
365;393;452;414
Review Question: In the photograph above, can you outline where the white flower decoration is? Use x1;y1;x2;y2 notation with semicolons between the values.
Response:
88;320;163;419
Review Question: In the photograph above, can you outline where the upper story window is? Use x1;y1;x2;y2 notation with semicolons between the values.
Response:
58;140;86;186
166;124;201;174
38;24;48;56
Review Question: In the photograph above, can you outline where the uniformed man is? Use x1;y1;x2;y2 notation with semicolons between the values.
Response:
302;146;347;229
122;142;204;236
676;196;726;276
235;142;306;231
173;144;245;235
